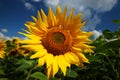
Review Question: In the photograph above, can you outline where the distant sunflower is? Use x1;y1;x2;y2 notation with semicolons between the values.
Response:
8;38;31;57
0;40;6;58
19;6;94;78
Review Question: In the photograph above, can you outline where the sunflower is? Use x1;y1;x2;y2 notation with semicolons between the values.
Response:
0;39;6;58
8;38;31;57
19;5;94;78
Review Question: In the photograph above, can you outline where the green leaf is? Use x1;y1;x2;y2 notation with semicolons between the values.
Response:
87;55;100;62
30;72;47;80
50;78;61;80
0;69;4;75
0;78;8;80
15;59;34;71
112;20;120;24
16;59;26;65
106;40;120;48
66;69;78;78
103;30;114;39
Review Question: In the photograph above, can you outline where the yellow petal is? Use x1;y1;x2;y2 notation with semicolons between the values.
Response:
79;21;87;29
64;52;79;64
30;49;47;59
39;22;48;31
45;54;54;68
21;29;30;33
57;55;70;76
38;57;46;66
41;9;47;24
73;13;82;23
71;47;82;53
47;65;52;79
61;6;67;26
52;56;59;77
69;8;75;20
24;24;33;33
74;36;91;43
24;23;43;36
31;15;48;32
66;8;74;27
37;11;42;24
66;13;82;31
79;31;93;37
31;16;37;22
47;7;56;27
56;5;62;17
19;39;41;44
19;32;41;40
84;48;94;53
31;16;37;23
26;21;35;26
22;44;44;52
76;53;89;63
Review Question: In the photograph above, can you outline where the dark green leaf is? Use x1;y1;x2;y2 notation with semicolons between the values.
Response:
0;69;4;75
50;77;61;80
103;30;114;39
30;72;47;80
15;60;34;71
0;78;8;80
106;39;120;48
66;69;78;78
16;59;26;65
87;55;100;62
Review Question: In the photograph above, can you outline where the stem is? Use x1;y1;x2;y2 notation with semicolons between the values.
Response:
25;66;37;80
118;48;120;57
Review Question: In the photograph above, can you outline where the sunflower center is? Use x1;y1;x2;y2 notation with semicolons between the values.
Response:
42;27;72;55
52;32;65;44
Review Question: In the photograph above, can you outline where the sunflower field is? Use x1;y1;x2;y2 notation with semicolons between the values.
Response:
0;6;120;80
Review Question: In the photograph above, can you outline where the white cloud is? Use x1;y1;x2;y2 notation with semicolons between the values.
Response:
44;0;118;30
33;0;41;2
0;32;11;40
46;0;59;6
92;30;102;39
24;2;35;11
95;0;117;12
0;32;22;40
1;28;8;33
83;14;101;31
21;0;35;11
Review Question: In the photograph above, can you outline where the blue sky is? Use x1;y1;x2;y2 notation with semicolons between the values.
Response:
0;0;120;39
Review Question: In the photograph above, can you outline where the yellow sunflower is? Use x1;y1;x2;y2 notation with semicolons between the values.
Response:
19;6;94;78
0;39;6;58
8;38;31;57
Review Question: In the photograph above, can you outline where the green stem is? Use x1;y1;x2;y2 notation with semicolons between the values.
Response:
25;66;37;80
118;48;120;57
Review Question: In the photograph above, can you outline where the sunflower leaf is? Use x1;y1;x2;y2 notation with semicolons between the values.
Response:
87;55;100;62
106;40;120;48
50;77;61;80
103;30;114;39
0;78;8;80
30;72;47;80
66;69;78;78
15;59;34;71
0;69;5;75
